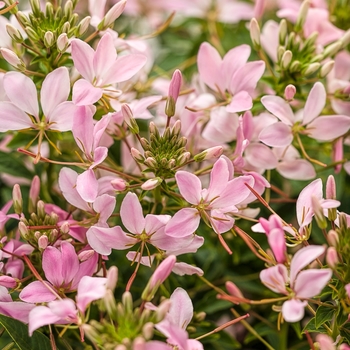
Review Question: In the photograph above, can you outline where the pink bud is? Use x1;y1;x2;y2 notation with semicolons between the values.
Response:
326;175;337;199
60;221;70;234
141;178;162;191
332;137;343;174
12;184;22;214
284;84;296;100
0;48;25;70
131;147;144;162
327;230;339;246
98;0;127;30
194;146;223;162
326;247;339;268
106;266;118;291
168;69;182;103
111;178;127;191
38;235;48;250
225;281;244;303
78;249;95;262
29;175;40;209
0;275;17;289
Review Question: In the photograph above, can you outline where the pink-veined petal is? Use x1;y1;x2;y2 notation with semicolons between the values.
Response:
165;208;201;237
210;210;235;234
93;33;117;82
282;299;307;323
226;90;252;113
93;194;116;224
259;122;293;147
72;105;94;153
207;157;230;201
42;246;63;286
290;245;326;286
76;276;107;313
120;192;145;234
60;242;80;286
172;262;204;276
294;269;332;298
0;301;35;325
28;306;61;335
72;79;103;106
277;159;316;180
144;214;171;234
244;143;278;170
302;82;326;124
91;146;108;168
93;113;111;147
104;54;147;85
0;102;33;131
168;287;193;329
19;281;57;303
261;95;294;125
268;228;286;263
306;115;350;141
48;101;78;132
41;67;70;117
175;171;202;205
4;72;38;117
197;42;224;92
71;39;95;81
76;169;98;203
259;264;288;294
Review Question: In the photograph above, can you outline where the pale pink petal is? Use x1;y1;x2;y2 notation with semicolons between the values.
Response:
222;45;251;90
306;115;350;141
210;210;235;234
282;299;307;322
104;54;147;85
165;208;201;237
76;276;107;313
175;171;202;205
277;159;316;180
230;61;265;95
168;287;193;329
197;42;223;92
259;122;293;147
91;146;108;167
87;225;135;255
93;194;116;224
294;269;332;298
48;101;78;131
19;281;57;303
126;251;154;267
28;306;62;336
48;299;78;321
58;167;91;211
244;143;278;170
93;113;111;146
296;179;322;228
268;228;286;263
0;301;35;325
302;82;326;124
120;192;145;234
76;169;98;203
207;157;230;201
72;79;103;106
316;334;336;350
290;245;326;286
226;90;252;113
41;67;70;117
4;72;38;117
212;175;254;208
156;320;189;350
144;214;171;234
60;242;80;285
261;95;294;125
93;33;117;81
172;262;204;276
260;265;288;294
0;102;33;131
71;39;95;81
72;105;94;153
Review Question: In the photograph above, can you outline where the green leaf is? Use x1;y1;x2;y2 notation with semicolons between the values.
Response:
0;314;52;350
302;317;328;334
0;151;33;179
315;304;336;329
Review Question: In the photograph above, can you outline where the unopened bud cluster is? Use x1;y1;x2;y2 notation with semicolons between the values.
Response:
85;291;169;350
132;120;190;178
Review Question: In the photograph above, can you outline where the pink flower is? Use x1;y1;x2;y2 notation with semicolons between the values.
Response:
19;242;98;303
71;32;147;105
197;42;265;113
165;156;254;236
260;245;332;322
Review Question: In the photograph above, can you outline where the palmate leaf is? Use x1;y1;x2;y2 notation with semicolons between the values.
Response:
0;314;52;350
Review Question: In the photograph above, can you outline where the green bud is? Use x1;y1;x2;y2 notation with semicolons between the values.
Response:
45;2;54;21
295;0;310;32
319;60;334;78
29;0;41;17
279;19;287;45
62;21;71;33
69;13;79;27
63;0;73;19
76;16;91;36
304;62;320;76
12;184;23;215
281;50;292;69
165;96;176;117
341;29;350;48
277;46;285;62
44;31;55;48
322;41;342;59
25;26;40;41
6;24;23;43
16;11;30;27
250;18;261;49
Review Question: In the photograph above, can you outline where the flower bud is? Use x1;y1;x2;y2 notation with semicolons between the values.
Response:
98;0;127;30
139;137;150;151
106;266;118;291
77;249;94;262
327;230;339;247
141;177;162;191
277;46;285;62
6;24;23;43
322;41;342;59
12;184;23;215
320;60;334;78
171;120;182;137
57;33;69;52
311;195;327;229
194;146;223;162
281;50;292;69
142;322;154;340
122;291;133;314
38;235;48;250
295;0;310;31
44;31;54;48
326;175;336;200
122;104;139;134
76;16;91;36
0;48;25;71
177;151;191;165
226;281;244;304
155;299;171;322
326;247;339;268
131;147;145;162
284;84;296;100
111;178;127;191
289;60;301;73
341;29;350;48
279;19;287;45
18;222;28;238
37;200;45;219
25;26;39;41
29;175;40;212
29;0;41;16
61;21;71;33
144;157;157;168
34;231;41;239
63;0;73;18
0;275;17;289
249;18;261;49
304;62;320;76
